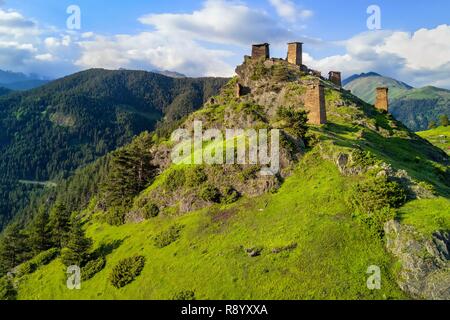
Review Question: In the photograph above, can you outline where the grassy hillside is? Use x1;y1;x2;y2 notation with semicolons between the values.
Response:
417;126;450;155
4;59;450;300
16;152;408;300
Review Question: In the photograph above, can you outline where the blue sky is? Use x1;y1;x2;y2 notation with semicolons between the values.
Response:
1;0;450;87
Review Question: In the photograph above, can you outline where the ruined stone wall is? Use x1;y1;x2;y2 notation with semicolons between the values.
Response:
304;80;327;125
328;71;342;87
375;87;389;112
287;42;302;66
252;44;270;60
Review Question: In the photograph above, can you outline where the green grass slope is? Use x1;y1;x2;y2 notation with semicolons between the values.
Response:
417;126;450;155
10;60;450;300
16;152;407;300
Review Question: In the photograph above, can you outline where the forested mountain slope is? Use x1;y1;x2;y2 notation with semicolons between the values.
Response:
0;69;227;227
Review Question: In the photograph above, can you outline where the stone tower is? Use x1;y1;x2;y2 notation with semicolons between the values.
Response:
305;80;327;125
287;42;303;66
328;71;342;87
252;43;270;60
375;87;389;112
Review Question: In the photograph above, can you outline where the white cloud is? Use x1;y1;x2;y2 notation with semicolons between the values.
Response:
305;25;450;88
75;32;234;77
74;0;315;77
269;0;313;22
1;1;450;90
139;0;292;46
35;53;54;61
81;32;94;39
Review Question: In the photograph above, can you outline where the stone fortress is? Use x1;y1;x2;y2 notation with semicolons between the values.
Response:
236;42;389;125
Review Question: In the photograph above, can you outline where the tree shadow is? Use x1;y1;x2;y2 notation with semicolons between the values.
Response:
91;238;126;259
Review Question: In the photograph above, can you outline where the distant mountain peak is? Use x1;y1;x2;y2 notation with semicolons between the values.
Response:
343;72;413;89
152;70;187;79
0;69;50;91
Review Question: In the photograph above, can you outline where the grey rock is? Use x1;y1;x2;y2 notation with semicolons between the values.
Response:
384;220;450;300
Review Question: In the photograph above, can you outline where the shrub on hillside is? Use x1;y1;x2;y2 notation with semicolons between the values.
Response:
350;176;407;214
33;248;59;266
276;106;308;138
221;186;240;204
199;185;221;203
104;206;126;226
154;224;183;248
109;256;145;288
15;248;59;278
172;290;196;300
0;277;16;300
164;169;186;191
240;165;260;181
15;261;37;277
351;150;379;167
186;166;208;187
251;61;268;81
82;256;106;281
143;203;160;219
349;176;407;233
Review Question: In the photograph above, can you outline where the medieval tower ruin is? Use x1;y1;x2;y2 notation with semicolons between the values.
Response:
240;43;328;125
375;87;389;112
252;43;270;60
328;71;342;87
287;42;303;66
305;80;327;125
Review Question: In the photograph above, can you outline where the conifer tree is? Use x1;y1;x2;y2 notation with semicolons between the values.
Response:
439;114;449;127
61;216;92;267
102;132;157;207
29;207;52;255
48;202;71;248
0;223;29;275
428;120;437;129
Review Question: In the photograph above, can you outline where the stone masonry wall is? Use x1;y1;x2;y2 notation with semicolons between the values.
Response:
375;87;389;112
328;71;342;87
287;42;302;66
304;80;327;125
252;44;270;60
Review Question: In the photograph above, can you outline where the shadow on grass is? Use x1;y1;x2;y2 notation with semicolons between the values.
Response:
318;121;450;197
92;239;125;259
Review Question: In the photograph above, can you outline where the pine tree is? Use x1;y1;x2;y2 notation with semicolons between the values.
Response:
29;207;52;255
439;114;449;127
61;216;92;267
102;133;157;208
48;202;71;248
0;223;29;275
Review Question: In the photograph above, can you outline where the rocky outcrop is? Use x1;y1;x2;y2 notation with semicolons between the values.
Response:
334;151;435;199
384;220;450;300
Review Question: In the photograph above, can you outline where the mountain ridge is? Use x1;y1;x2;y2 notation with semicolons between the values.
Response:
343;72;450;131
0;69;49;91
